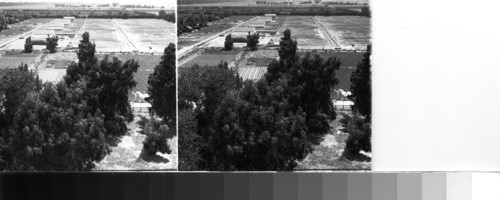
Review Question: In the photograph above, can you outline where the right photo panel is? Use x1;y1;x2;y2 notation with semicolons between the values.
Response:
177;0;371;171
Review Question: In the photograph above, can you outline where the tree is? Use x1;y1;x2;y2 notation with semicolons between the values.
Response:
278;29;298;60
246;33;259;51
348;44;371;121
224;34;233;51
46;36;59;53
77;32;96;63
340;113;371;154
145;43;176;122
24;37;33;53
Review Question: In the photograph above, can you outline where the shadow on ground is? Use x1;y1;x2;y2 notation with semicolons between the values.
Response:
139;150;170;163
342;150;371;162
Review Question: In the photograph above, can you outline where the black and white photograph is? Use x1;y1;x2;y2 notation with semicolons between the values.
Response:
177;0;372;170
0;0;177;171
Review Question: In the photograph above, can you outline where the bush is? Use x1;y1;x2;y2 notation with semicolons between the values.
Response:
138;116;174;155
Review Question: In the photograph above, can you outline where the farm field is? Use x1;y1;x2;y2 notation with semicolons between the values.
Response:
113;19;175;53
0;18;55;50
178;15;256;49
71;19;134;52
275;16;330;49
181;50;240;68
38;69;66;83
0;54;39;69
239;67;267;80
316;16;371;50
299;51;364;90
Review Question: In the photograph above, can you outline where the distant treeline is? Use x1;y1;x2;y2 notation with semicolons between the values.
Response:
1;10;170;20
178;0;246;5
178;10;233;35
0;13;33;33
159;10;175;23
178;6;368;35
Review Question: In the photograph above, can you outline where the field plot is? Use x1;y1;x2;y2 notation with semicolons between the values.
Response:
181;50;240;68
38;69;66;83
275;16;330;49
0;18;55;50
238;67;267;80
72;19;134;52
0;56;37;69
113;19;175;53
178;16;256;49
316;16;371;50
94;115;177;171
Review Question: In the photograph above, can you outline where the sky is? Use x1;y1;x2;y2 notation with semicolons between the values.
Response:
0;0;175;8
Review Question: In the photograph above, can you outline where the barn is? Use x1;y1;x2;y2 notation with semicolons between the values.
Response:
231;27;256;43
31;30;55;45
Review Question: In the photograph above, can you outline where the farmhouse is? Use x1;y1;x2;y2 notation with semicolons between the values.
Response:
248;20;266;28
231;27;256;43
264;13;277;20
31;30;55;45
63;16;75;22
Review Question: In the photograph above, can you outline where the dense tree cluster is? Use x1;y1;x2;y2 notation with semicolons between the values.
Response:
159;10;175;23
0;64;108;171
179;30;340;170
0;13;34;32
0;32;142;171
66;32;138;137
178;11;234;35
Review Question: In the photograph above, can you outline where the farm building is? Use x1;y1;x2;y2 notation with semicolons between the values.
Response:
31;30;55;45
248;20;266;28
265;14;277;20
63;16;75;22
232;27;256;43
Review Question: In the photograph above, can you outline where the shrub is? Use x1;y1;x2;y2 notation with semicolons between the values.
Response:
340;113;371;154
138;116;174;155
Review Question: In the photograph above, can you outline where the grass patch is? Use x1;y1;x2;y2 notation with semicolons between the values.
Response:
0;56;37;69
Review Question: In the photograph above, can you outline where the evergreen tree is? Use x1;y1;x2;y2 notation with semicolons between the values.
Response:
46;36;59;53
24;37;33;53
348;45;371;121
145;43;176;122
224;34;233;51
246;33;259;51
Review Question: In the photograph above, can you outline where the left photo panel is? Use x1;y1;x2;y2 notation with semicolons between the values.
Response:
0;0;177;171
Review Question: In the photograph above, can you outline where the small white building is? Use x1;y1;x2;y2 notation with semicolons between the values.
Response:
31;30;55;45
232;27;257;43
63;16;75;22
264;13;277;20
248;20;266;28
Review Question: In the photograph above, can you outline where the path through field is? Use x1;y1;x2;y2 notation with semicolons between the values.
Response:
295;115;371;170
93;115;177;171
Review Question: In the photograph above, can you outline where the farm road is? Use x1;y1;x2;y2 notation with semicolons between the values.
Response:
178;16;259;58
313;16;341;49
110;19;138;52
0;19;58;50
